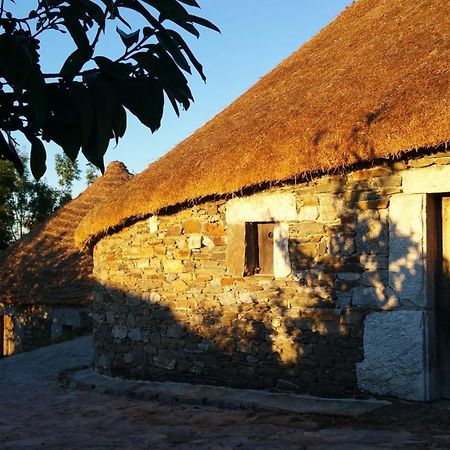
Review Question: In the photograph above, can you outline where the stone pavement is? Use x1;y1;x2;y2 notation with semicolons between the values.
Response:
0;336;449;449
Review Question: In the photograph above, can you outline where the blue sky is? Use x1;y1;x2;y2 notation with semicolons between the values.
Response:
15;0;353;194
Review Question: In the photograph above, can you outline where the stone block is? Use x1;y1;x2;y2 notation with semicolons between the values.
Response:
337;272;361;282
336;295;351;308
297;222;324;235
221;277;235;286
226;223;246;277
171;279;189;293
148;216;158;234
183;219;202;234
212;236;225;246
388;194;426;306
188;234;202;249
352;287;398;310
203;222;225;236
356;311;430;400
166;225;182;237
154;245;166;256
135;259;150;269
163;260;184;273
356;198;389;210
128;328;142;341
298;206;319;221
112;325;127;340
297;243;317;259
300;194;319;207
202;236;215;248
329;234;356;256
349;166;392;180
319;196;345;221
403;164;450;194
173;248;191;260
226;192;297;223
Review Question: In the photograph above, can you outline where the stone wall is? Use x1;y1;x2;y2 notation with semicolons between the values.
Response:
92;152;450;399
0;304;91;355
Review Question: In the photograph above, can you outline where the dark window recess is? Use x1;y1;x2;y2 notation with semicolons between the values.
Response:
0;315;4;358
245;222;275;275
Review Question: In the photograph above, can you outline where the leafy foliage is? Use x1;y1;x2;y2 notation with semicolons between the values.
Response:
85;161;99;185
0;156;59;249
55;153;81;205
0;0;219;177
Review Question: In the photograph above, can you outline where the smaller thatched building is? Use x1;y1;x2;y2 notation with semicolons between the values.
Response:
76;0;450;401
0;161;132;356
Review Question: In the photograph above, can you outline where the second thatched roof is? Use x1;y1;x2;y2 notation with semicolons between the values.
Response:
0;161;133;306
76;0;450;249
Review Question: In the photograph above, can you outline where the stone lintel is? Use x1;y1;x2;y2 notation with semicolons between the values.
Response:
403;165;450;194
226;192;297;224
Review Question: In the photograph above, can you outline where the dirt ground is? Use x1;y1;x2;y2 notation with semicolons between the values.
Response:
1;336;450;449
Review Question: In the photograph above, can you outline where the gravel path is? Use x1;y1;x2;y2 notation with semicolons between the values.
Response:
0;336;449;449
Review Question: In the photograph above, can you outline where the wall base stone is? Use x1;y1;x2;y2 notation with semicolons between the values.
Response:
356;310;430;401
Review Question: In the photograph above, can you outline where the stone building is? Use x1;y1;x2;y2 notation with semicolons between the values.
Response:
75;0;450;400
0;162;132;356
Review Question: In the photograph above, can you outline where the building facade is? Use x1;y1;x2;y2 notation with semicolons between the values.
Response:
75;0;450;400
0;162;132;356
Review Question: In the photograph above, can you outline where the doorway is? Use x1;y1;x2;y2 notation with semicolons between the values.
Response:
0;315;15;357
437;196;450;398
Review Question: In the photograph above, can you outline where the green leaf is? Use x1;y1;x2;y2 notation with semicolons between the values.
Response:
189;14;221;33
67;82;95;146
30;136;47;181
0;35;33;93
132;48;193;110
112;104;127;144
178;0;200;7
160;12;199;38
117;0;160;28
26;65;47;131
114;76;164;132
141;0;190;21
156;30;191;74
60;47;93;80
71;0;106;29
116;27;140;48
83;74;118;171
167;29;206;81
43;118;81;161
61;6;90;50
94;56;134;77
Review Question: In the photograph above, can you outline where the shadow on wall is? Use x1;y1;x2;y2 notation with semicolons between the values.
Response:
93;175;428;397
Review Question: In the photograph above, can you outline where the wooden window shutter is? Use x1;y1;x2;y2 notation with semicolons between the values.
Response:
226;223;246;276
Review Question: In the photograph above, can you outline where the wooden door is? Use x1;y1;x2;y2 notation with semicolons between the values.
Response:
2;315;15;356
438;197;450;398
257;223;274;275
0;316;3;358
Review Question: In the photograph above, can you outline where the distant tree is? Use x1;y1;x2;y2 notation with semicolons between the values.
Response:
0;159;17;248
55;153;81;205
0;156;59;248
0;1;219;179
85;161;99;185
26;181;59;228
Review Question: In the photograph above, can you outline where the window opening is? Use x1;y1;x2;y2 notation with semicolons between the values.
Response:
245;222;275;275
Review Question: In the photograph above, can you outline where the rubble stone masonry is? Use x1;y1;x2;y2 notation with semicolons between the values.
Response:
92;153;450;398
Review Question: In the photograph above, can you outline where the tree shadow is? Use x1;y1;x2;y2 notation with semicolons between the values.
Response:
92;169;434;398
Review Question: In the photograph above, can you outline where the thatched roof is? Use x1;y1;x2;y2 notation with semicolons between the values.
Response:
0;161;133;306
76;0;450;249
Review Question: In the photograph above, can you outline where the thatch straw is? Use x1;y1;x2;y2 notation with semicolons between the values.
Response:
76;0;450;249
0;161;133;306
